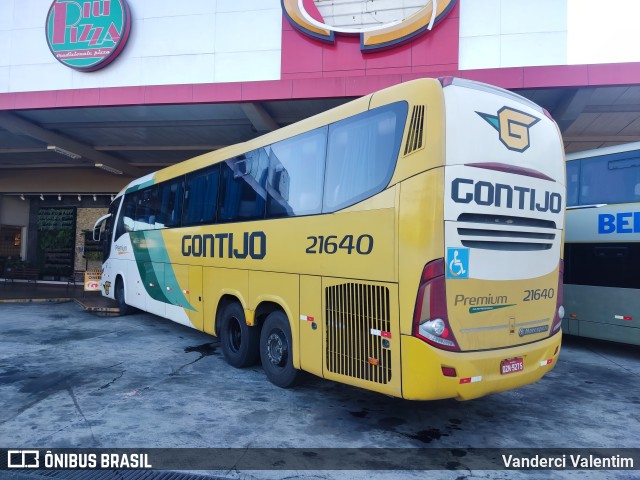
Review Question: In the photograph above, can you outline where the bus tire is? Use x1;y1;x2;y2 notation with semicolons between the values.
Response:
220;302;260;368
260;310;299;388
115;278;131;316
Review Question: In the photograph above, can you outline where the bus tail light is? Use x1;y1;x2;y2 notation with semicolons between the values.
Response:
549;259;564;336
412;259;461;351
441;366;457;377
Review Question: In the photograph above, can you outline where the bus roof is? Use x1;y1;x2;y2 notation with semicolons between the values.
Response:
566;141;640;161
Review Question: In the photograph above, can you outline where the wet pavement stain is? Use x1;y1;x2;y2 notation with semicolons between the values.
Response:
349;409;369;418
169;342;219;376
184;342;218;357
451;449;467;457
448;418;463;430
404;428;448;444
377;417;406;429
0;367;28;386
20;372;76;394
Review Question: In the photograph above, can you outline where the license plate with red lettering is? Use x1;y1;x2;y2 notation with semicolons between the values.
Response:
500;357;524;375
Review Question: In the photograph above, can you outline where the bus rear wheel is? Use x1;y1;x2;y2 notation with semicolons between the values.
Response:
260;311;299;388
220;302;259;368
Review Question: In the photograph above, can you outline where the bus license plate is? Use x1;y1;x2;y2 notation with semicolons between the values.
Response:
501;357;524;375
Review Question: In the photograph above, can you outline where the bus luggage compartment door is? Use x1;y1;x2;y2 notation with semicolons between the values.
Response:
299;275;323;378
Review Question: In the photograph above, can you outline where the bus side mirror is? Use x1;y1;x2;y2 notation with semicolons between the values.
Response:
93;213;112;242
93;224;102;242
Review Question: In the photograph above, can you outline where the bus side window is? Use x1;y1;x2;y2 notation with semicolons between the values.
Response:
116;192;137;237
136;188;158;231
323;102;407;213
218;149;268;222
267;127;326;218
156;179;184;229
580;153;640;205
183;166;219;226
566;160;580;207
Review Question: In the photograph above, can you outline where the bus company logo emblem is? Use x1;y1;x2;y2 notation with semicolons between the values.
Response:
519;325;549;337
104;281;111;295
446;247;469;279
476;107;541;153
282;0;457;52
45;0;132;71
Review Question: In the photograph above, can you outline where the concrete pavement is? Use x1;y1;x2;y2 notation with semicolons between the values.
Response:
0;302;638;480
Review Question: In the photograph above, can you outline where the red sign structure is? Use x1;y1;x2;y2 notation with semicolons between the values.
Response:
282;0;458;52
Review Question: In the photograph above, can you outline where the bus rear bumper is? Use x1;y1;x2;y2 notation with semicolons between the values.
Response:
400;333;562;401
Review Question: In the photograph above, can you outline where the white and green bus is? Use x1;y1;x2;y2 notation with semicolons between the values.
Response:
563;142;640;345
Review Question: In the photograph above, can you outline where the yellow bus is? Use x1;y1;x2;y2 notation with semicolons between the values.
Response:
94;78;565;400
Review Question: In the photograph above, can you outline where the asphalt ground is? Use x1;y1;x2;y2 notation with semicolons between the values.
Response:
0;301;638;480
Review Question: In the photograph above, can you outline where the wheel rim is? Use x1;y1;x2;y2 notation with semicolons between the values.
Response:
227;317;242;353
266;329;288;367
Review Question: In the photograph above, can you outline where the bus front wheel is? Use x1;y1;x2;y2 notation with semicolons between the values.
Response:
115;278;131;316
220;302;260;368
260;311;299;388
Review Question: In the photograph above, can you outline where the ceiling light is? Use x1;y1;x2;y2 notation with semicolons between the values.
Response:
58;194;62;201
47;145;82;160
40;194;44;201
93;194;97;201
20;194;25;201
95;163;123;175
78;194;81;201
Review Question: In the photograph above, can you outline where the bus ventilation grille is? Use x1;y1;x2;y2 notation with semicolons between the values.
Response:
404;105;425;155
456;213;556;251
325;283;392;384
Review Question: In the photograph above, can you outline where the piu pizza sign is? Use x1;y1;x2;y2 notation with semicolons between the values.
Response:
46;0;132;71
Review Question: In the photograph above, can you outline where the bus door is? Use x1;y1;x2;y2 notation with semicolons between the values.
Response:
144;261;166;318
299;275;323;377
126;260;146;310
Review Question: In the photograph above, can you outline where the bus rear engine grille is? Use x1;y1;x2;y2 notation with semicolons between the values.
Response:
456;213;556;251
326;283;391;384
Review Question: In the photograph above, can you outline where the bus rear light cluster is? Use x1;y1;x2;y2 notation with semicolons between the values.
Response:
412;258;461;351
549;259;564;336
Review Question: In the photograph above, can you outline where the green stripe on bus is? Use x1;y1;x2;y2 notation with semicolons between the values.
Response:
126;179;155;194
130;230;195;311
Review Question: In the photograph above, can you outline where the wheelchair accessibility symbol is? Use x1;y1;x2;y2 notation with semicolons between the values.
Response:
446;248;469;279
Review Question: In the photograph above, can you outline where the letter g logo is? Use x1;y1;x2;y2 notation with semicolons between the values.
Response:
477;107;541;153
